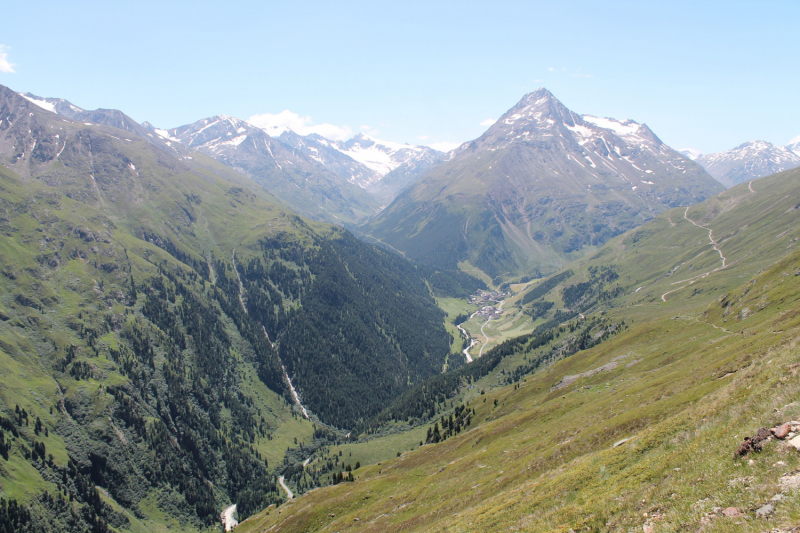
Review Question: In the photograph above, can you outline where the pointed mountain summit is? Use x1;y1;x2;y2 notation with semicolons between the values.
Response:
696;140;800;187
360;89;723;278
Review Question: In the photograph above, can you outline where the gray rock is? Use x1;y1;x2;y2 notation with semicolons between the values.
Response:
756;503;774;517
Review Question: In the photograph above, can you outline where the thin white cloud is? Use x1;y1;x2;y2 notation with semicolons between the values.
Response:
417;135;429;140
427;141;460;152
247;110;352;141
548;67;555;71
480;118;496;127
360;125;370;130
0;45;16;74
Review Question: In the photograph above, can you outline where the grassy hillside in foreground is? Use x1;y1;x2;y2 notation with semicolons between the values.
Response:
237;168;800;532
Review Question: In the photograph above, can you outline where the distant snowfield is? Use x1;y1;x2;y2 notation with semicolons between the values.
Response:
313;134;428;177
21;94;56;113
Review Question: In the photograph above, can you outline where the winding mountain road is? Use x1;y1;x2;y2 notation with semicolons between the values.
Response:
478;300;505;358
278;476;294;500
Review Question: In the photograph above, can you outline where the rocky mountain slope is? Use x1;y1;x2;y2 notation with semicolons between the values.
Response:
360;88;723;279
238;166;800;533
695;140;800;187
0;83;453;531
20;92;184;155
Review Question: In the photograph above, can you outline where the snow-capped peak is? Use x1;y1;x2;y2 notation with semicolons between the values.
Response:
679;148;703;160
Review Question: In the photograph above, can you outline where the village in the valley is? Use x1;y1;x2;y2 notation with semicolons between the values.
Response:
470;289;508;319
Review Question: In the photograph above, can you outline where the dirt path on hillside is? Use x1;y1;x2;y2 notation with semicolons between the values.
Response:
660;208;728;302
662;182;757;302
683;206;727;269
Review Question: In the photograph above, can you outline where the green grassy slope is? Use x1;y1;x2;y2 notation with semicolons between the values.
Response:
237;168;800;532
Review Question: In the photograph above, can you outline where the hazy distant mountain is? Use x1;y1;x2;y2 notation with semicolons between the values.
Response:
281;131;442;202
785;135;800;157
163;116;381;224
695;140;800;187
278;130;382;188
361;88;723;278
366;148;444;205
679;148;703;160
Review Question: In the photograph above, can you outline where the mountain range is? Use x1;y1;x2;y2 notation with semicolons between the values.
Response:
19;92;442;226
360;88;723;279
4;79;800;533
682;139;800;187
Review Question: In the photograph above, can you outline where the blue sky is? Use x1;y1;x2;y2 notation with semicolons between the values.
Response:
1;0;797;153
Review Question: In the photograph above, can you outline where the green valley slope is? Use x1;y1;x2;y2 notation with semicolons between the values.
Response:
0;84;453;532
237;168;800;532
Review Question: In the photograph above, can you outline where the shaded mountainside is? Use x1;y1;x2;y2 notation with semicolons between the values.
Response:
360;88;723;279
0;83;451;531
237;168;800;533
696;140;800;187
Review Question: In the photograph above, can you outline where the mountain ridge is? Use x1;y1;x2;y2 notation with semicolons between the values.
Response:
695;139;800;187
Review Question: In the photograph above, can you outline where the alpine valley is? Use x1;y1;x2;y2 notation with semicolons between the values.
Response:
1;80;800;533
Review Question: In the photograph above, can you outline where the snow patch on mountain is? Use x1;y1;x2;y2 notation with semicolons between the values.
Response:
582;115;642;138
336;134;428;177
20;94;56;113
